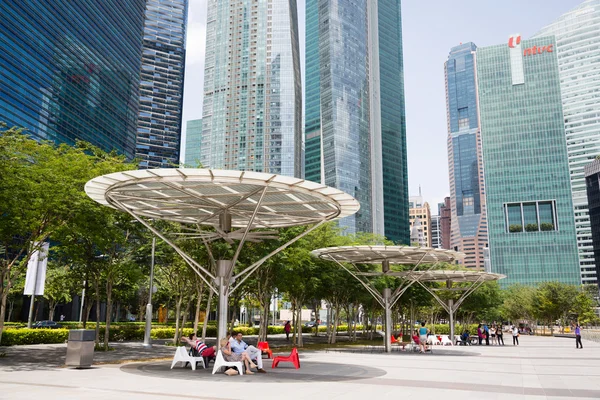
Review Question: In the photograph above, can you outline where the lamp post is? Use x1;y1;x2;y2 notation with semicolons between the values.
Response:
143;236;156;347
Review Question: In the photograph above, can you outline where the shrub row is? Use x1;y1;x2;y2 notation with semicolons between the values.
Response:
3;323;479;346
0;329;70;346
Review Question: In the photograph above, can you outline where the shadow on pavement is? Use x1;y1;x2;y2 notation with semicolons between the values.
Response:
121;358;387;383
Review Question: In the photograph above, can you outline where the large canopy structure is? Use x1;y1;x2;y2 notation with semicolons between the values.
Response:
399;270;505;340
311;246;464;352
86;168;360;340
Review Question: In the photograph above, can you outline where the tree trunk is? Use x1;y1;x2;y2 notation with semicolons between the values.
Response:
48;301;56;321
326;305;332;339
173;295;183;344
7;298;14;322
291;300;297;346
331;304;339;344
84;300;93;329
296;306;303;347
259;302;269;342
181;295;192;339
94;280;101;345
104;280;113;350
201;289;213;341
193;282;204;334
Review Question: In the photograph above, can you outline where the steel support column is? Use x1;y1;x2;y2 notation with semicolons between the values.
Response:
448;299;455;342
216;260;232;341
383;288;392;353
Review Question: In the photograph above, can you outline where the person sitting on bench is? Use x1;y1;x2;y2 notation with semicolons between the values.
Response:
181;333;216;363
459;330;470;346
230;332;267;373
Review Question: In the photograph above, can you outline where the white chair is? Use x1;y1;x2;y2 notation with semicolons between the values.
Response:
170;346;205;371
408;340;420;352
427;335;441;346
441;335;453;346
212;350;244;375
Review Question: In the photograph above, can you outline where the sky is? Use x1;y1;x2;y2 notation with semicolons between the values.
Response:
181;0;582;211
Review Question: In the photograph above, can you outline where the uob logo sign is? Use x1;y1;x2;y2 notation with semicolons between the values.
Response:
508;35;521;49
508;34;553;56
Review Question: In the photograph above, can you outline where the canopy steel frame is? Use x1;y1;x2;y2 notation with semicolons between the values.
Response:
405;270;505;340
86;169;360;340
311;246;463;353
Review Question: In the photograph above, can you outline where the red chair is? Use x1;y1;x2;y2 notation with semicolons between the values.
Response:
272;347;300;369
257;341;273;359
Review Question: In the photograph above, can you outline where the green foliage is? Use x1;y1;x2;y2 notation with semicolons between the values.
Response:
532;281;578;329
540;222;554;231
501;284;535;322
509;224;522;233
525;223;538;232
0;328;69;346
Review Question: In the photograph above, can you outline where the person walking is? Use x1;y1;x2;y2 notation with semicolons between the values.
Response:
575;323;583;349
284;321;291;342
512;325;519;346
484;323;490;345
496;324;505;346
477;324;483;345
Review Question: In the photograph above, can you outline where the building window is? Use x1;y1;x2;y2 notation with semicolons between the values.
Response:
504;201;557;233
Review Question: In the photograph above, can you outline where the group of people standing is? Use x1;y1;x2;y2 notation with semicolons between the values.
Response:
476;322;511;345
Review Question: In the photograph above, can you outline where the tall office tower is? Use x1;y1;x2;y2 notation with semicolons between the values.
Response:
184;119;202;166
0;0;146;159
439;197;452;249
200;0;302;178
477;34;580;286
534;0;600;287
584;159;600;292
136;0;188;169
305;0;409;241
409;201;431;247
431;215;442;248
445;43;488;269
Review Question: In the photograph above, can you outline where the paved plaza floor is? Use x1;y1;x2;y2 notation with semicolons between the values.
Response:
1;335;599;399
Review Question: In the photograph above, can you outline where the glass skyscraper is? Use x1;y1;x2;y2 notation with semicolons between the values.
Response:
136;0;188;169
200;0;302;178
305;0;409;242
184;118;202;167
0;0;146;159
533;0;600;287
444;43;488;269
477;35;580;286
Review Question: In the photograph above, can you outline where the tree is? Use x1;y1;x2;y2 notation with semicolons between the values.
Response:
501;284;535;324
43;263;76;321
0;126;132;343
532;281;578;334
571;285;599;325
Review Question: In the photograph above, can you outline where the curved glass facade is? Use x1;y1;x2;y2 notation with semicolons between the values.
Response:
445;43;488;269
136;0;188;169
201;0;302;178
0;0;146;159
305;0;408;242
534;0;600;286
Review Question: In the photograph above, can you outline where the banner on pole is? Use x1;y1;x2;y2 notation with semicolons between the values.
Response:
24;242;49;295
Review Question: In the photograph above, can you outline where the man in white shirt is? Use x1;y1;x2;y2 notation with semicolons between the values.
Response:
230;332;266;373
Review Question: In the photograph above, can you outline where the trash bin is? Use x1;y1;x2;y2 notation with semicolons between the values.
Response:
65;329;95;368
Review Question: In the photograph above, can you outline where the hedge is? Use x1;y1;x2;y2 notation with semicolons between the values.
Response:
0;329;69;346
2;323;479;346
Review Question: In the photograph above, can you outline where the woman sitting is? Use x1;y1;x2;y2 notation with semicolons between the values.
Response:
219;338;257;375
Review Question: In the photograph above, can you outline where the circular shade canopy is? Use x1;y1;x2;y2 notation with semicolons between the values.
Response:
311;246;464;266
85;169;360;228
399;270;505;283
